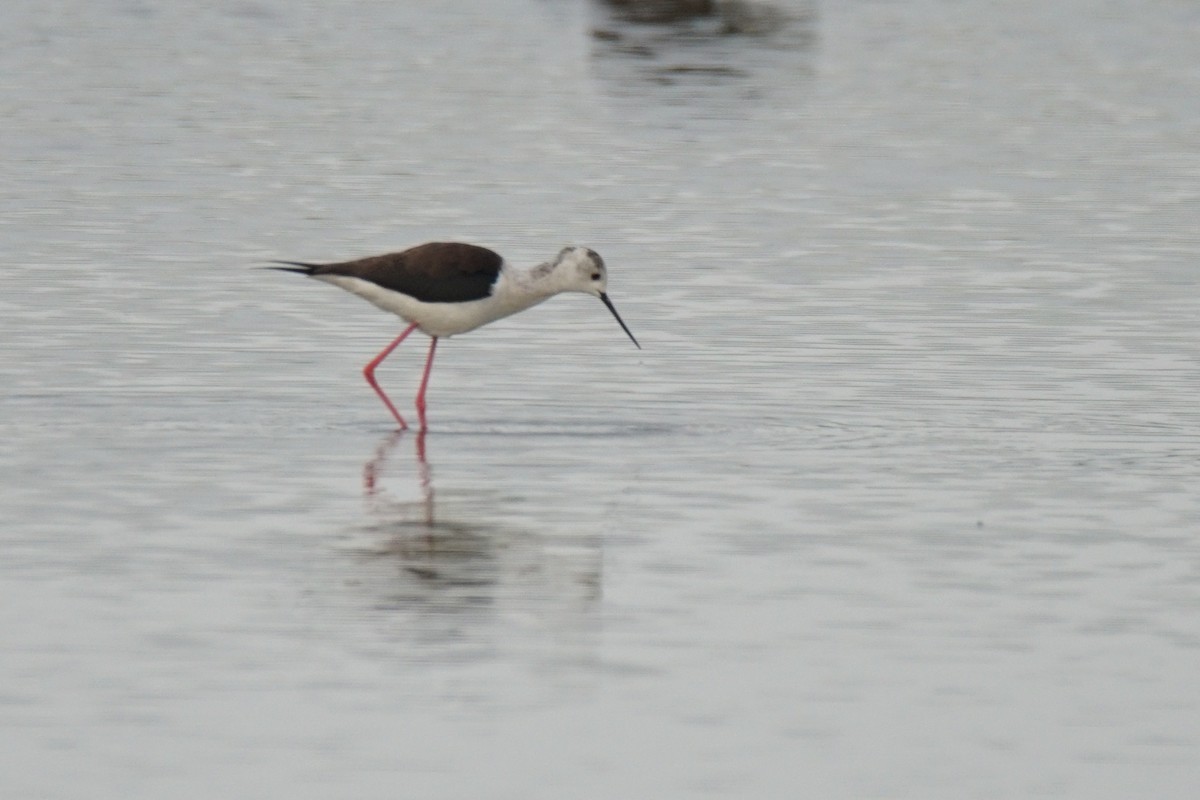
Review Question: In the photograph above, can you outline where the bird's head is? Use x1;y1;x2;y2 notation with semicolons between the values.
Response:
552;246;640;349
553;246;609;296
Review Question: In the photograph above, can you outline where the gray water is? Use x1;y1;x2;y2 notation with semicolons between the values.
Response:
3;1;1199;797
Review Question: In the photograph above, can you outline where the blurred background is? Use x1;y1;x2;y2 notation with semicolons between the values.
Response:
3;1;1199;797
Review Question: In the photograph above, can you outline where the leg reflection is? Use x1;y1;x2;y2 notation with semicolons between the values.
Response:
363;428;434;531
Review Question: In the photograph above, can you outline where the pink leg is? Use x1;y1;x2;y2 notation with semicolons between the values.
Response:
414;336;438;431
363;323;419;429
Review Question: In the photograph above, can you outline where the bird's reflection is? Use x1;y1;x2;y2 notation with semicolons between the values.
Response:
361;430;497;589
354;431;602;616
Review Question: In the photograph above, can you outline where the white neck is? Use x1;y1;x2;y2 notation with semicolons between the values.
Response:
502;259;570;302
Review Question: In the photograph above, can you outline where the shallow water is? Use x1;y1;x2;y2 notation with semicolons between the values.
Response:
4;1;1200;797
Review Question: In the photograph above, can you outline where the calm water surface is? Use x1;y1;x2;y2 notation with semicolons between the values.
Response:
3;1;1199;797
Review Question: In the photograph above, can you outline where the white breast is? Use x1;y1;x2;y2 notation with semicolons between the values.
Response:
315;271;551;338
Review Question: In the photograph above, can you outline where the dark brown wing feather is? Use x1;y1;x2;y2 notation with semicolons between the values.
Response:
307;242;503;303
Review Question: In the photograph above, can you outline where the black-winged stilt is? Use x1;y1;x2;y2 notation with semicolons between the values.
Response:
270;242;640;430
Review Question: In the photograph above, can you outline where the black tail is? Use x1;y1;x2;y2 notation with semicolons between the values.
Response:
265;260;322;276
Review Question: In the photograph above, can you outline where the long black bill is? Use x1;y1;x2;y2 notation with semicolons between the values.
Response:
600;292;641;350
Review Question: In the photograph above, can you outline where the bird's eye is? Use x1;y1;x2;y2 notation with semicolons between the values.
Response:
591;273;602;281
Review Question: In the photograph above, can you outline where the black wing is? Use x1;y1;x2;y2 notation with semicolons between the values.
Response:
273;242;504;304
